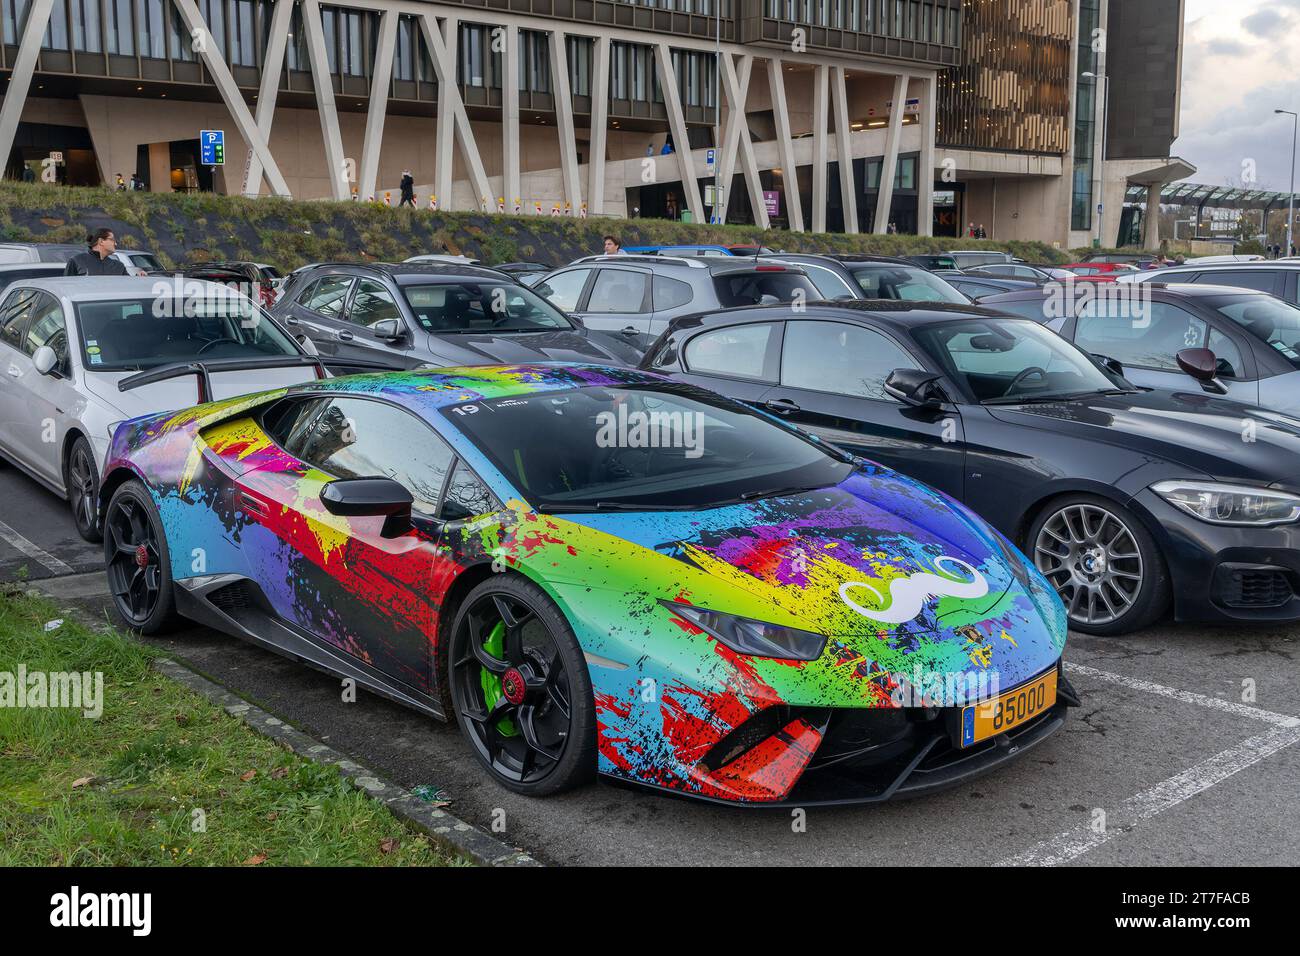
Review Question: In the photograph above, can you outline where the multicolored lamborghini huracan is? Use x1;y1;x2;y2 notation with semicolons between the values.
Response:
99;364;1078;804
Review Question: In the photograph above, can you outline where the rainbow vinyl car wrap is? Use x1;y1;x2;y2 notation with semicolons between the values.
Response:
101;364;1074;805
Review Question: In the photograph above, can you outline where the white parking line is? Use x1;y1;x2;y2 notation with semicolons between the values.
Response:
998;722;1300;867
0;517;75;576
996;663;1300;866
1064;661;1300;728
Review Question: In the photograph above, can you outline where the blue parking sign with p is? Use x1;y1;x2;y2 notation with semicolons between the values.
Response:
200;130;225;166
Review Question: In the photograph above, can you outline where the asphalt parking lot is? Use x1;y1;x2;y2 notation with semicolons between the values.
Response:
4;463;1299;866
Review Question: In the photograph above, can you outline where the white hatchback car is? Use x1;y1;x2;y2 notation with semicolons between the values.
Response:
0;277;326;541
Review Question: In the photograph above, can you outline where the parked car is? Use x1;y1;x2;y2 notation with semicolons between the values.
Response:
622;244;735;257
980;283;1300;416
964;264;1076;283
274;262;641;371
0;262;66;294
1079;252;1161;269
757;253;969;304
1060;262;1138;280
641;301;1300;634
172;262;278;307
99;362;1075;803
902;254;960;271
492;261;553;280
946;251;1016;269
0;277;325;540
1184;255;1266;266
1116;261;1300;306
0;241;160;275
405;254;483;266
941;275;1042;302
532;255;820;351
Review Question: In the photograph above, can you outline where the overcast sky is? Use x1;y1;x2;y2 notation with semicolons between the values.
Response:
1174;0;1300;190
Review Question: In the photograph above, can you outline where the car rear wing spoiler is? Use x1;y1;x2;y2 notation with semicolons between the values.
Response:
117;355;398;403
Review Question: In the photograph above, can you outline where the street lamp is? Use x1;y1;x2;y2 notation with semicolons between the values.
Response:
1275;109;1297;257
1083;71;1110;247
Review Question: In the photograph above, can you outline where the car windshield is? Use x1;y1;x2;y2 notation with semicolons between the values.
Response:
444;382;852;511
401;282;571;333
711;270;820;307
74;295;299;371
847;265;968;304
128;254;163;271
1208;294;1300;368
911;317;1121;404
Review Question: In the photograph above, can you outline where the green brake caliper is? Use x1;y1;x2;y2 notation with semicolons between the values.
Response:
478;620;518;736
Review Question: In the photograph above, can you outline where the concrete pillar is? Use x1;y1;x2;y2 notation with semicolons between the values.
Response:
242;0;293;196
918;73;937;237
811;65;829;233
587;35;611;216
0;0;54;185
1145;184;1162;250
875;74;909;235
502;24;521;212
358;10;398;202
766;58;803;232
148;143;171;193
653;42;705;223
830;66;858;234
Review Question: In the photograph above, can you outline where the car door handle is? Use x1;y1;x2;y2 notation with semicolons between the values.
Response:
6;364;21;378
764;398;801;415
284;316;300;326
620;326;639;336
336;330;354;341
239;492;270;519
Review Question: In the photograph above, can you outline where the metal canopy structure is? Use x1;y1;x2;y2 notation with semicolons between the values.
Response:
1126;182;1300;211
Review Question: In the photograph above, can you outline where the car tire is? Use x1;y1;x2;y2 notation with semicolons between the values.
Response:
447;574;597;797
103;479;180;635
66;435;102;543
1026;493;1169;636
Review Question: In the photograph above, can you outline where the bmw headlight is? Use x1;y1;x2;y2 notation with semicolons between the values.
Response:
659;601;827;661
1152;481;1300;527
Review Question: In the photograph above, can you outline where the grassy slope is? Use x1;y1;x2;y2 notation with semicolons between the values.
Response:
0;588;458;866
0;181;1071;271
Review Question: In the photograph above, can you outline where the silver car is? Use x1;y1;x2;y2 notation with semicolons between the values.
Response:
0;277;324;541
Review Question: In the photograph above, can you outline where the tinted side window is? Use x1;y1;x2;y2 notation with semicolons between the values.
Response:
535;269;591;312
652;275;694;311
781;321;918;400
302;276;353;319
987;299;1054;322
441;459;500;521
0;290;37;350
282;397;455;518
1076;301;1207;371
712;272;819;308
1207;328;1245;379
1188;270;1279;294
348;279;403;328
682;322;777;380
23;293;69;369
585;269;649;314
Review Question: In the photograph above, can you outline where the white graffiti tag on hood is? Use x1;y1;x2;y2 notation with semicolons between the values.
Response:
839;556;989;625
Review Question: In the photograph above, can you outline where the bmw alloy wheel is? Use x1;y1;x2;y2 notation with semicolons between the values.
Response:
1033;503;1143;627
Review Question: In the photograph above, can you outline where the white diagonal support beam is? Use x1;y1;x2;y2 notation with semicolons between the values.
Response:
874;73;909;234
419;12;492;210
547;27;581;213
358;9;398;201
173;0;291;196
241;0;293;196
811;64;829;233
300;0;350;200
831;66;858;234
717;53;766;228
0;0;54;183
587;34;611;216
766;57;803;232
502;23;521;211
918;72;938;237
653;42;704;224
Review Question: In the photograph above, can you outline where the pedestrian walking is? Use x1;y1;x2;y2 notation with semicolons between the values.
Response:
399;169;415;207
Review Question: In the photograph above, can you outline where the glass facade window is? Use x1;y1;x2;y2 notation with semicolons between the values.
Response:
460;24;484;86
46;0;71;50
1072;0;1102;231
199;0;223;56
519;29;549;94
70;0;101;52
566;35;592;97
106;0;133;54
136;0;166;59
229;0;255;67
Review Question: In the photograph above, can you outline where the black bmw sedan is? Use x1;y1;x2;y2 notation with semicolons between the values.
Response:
640;300;1300;635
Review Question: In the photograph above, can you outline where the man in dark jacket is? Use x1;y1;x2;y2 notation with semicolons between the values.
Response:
63;229;128;276
399;170;415;207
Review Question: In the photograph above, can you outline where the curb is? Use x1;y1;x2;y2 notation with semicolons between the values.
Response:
28;576;540;867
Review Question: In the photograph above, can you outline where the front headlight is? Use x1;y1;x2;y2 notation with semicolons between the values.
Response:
1151;480;1300;527
659;600;827;661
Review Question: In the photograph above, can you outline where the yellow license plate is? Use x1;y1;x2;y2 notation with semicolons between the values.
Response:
961;670;1058;747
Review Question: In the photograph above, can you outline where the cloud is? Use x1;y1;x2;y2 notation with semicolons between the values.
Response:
1205;38;1248;56
1241;8;1291;36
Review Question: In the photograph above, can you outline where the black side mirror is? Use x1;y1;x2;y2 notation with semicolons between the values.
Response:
320;477;414;537
1176;348;1227;395
1091;352;1125;378
884;369;948;409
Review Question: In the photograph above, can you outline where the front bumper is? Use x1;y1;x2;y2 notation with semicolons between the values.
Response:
604;668;1080;807
1131;490;1300;624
